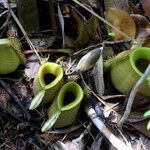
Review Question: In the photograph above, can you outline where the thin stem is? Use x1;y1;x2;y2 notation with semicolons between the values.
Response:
72;0;133;41
118;64;150;128
9;9;42;64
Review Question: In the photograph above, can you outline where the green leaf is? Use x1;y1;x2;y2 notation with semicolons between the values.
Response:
148;81;150;87
41;111;61;132
147;121;150;130
29;90;45;110
144;110;150;117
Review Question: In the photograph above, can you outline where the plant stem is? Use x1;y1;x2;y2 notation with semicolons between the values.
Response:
118;64;150;128
9;9;42;64
72;0;133;41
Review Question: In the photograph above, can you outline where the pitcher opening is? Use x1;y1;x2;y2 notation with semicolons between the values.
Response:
63;91;76;106
135;59;149;73
44;73;56;85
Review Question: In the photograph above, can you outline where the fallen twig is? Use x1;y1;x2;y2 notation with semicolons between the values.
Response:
102;94;126;100
118;64;150;128
73;39;131;56
0;10;8;17
85;103;132;150
23;48;71;56
23;48;57;55
48;124;83;134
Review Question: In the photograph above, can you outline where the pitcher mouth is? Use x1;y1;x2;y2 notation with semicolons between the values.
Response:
57;82;84;111
130;47;150;79
38;62;63;90
0;38;11;46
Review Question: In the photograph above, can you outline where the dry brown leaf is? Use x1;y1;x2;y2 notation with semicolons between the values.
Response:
128;1;142;14
104;0;132;13
136;26;150;41
61;4;70;18
141;0;150;19
71;5;97;47
143;39;150;47
127;111;150;138
131;14;149;27
132;94;150;110
130;14;150;43
106;7;136;40
130;118;150;138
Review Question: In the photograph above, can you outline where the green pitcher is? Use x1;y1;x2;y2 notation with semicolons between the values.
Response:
29;62;64;110
41;82;84;132
0;38;26;74
104;47;150;96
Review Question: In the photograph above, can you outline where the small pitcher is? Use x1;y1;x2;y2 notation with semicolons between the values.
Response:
0;38;26;74
41;82;84;132
29;62;64;110
105;47;150;96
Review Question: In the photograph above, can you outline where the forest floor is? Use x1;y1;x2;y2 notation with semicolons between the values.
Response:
0;0;150;150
